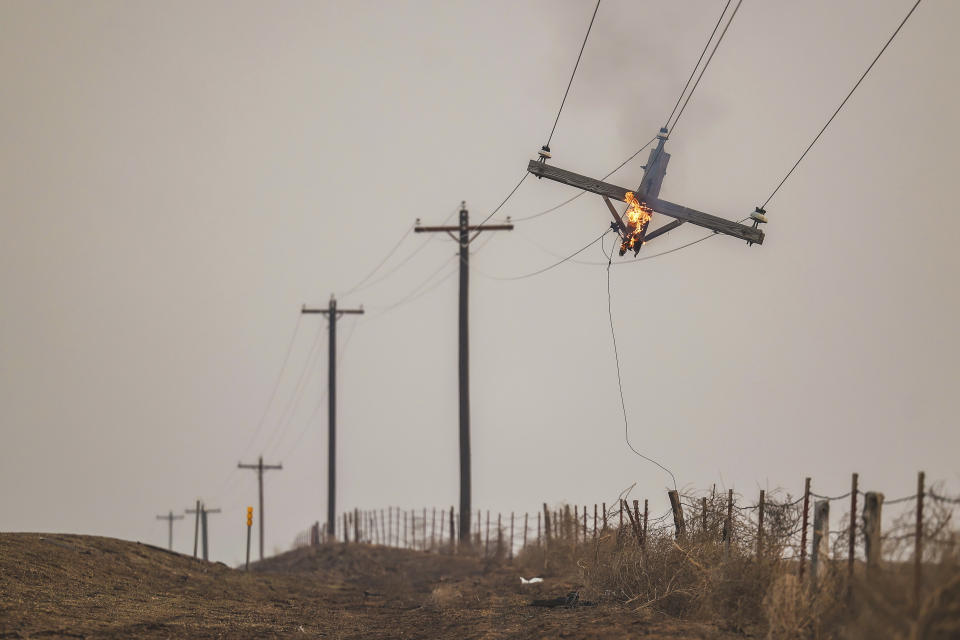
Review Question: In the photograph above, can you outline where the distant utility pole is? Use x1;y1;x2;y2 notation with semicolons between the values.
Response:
156;510;184;551
302;295;364;540
414;202;513;542
185;503;220;561
238;456;282;559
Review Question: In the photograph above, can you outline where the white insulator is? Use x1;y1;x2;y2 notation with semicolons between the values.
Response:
750;211;768;223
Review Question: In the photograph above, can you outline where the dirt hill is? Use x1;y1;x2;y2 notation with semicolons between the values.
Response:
0;533;737;639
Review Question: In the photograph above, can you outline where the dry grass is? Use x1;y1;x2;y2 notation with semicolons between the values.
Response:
512;492;960;639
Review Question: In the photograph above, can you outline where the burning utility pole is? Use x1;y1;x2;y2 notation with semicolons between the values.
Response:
301;295;364;540
529;128;766;250
414;202;513;543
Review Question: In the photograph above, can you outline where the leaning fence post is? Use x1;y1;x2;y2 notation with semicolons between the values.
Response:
799;478;811;581
602;502;607;532
914;470;925;613
848;473;858;581
757;490;765;556
668;490;686;540
862;491;884;572
811;500;829;585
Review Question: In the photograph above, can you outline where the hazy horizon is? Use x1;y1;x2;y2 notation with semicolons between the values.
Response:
2;0;958;565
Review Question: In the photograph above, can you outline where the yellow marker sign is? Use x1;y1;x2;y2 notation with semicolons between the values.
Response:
246;506;253;527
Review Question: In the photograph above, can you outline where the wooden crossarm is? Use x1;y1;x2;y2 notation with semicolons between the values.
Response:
527;160;763;245
647;198;763;245
527;160;638;202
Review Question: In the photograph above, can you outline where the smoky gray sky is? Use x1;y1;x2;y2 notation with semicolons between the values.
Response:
2;0;958;564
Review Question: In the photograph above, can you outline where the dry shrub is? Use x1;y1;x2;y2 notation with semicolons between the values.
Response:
519;493;960;639
426;583;463;611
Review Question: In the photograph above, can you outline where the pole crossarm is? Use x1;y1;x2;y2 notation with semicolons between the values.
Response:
237;463;283;470
415;224;514;233
527;160;763;245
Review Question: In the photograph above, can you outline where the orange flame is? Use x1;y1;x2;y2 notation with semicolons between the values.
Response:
619;191;652;254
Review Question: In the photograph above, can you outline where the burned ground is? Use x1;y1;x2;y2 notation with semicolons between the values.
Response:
0;533;741;639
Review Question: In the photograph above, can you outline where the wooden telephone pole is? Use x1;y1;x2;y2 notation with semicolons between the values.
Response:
301;295;364;540
185;503;220;560
237;456;282;559
414;202;513;543
156;510;184;551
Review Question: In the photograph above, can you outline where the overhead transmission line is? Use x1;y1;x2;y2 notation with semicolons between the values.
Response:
761;0;924;208
228;311;305;477
512;1;740;225
544;0;602;149
667;0;742;136
338;223;413;296
474;0;602;231
663;0;732;129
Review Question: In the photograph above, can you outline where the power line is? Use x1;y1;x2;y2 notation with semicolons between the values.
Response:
236;313;304;459
474;229;611;281
471;172;528;234
664;0;732;129
762;0;924;208
511;135;657;222
605;241;677;492
338;205;460;296
544;0;602;149
366;254;458;318
669;0;743;136
338;224;413;296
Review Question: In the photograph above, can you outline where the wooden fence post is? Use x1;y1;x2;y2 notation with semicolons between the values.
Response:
524;512;529;551
538;510;542;546
496;513;503;559
848;473;858;581
582;505;587;540
668;490;686;540
543;504;551;544
593;504;598;540
485;510;490;556
509;512;515;562
811;500;829;585
914;471;925;612
757;490;765;555
799;478;811;581
702;497;708;538
573;505;579;544
643;499;649;551
862;491;884;572
602;502;607;532
724;489;733;555
449;506;455;552
354;508;360;544
431;508;436;550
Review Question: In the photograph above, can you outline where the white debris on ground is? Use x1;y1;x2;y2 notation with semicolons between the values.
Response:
520;577;543;584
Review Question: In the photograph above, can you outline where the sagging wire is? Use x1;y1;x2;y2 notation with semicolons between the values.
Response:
605;237;678;493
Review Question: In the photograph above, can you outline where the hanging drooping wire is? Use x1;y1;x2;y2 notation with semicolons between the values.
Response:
605;239;678;492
